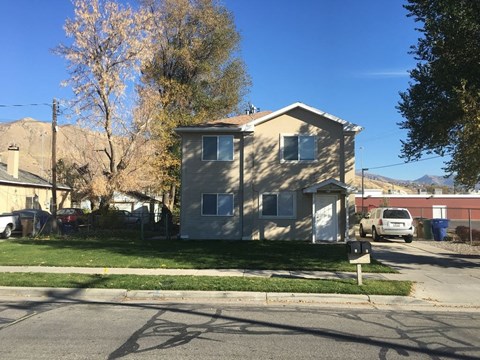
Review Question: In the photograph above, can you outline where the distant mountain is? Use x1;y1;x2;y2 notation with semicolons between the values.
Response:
354;170;459;194
0;118;110;180
361;173;402;184
355;170;454;187
413;174;455;187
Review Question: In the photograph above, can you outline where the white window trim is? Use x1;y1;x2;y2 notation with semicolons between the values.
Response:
279;134;318;163
201;193;234;217
202;135;234;162
259;192;296;219
432;205;447;218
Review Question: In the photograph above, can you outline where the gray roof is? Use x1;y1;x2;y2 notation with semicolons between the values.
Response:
0;163;70;190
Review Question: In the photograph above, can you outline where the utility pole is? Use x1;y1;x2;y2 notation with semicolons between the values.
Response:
51;99;58;230
361;168;368;215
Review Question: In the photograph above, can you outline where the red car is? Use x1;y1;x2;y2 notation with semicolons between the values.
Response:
57;208;86;228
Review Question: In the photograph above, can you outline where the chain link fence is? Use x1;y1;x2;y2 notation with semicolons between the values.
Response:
59;206;179;239
356;206;480;245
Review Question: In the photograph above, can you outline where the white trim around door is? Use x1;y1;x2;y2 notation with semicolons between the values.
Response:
313;194;339;242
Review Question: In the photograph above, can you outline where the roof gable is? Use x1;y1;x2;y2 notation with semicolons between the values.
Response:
175;102;363;134
303;178;354;194
246;102;362;133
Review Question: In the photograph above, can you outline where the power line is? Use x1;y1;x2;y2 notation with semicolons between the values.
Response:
364;155;444;171
0;103;51;108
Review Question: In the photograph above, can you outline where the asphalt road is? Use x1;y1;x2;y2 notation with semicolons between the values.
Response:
1;299;479;360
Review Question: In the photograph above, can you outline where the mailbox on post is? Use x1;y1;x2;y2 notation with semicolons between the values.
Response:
360;241;371;254
346;241;361;255
346;240;372;285
346;241;371;261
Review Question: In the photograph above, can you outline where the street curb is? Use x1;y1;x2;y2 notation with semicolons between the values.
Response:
2;287;477;309
0;286;127;301
126;290;268;302
0;286;434;307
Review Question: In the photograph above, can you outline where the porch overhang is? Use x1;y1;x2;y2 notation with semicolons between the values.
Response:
303;178;354;194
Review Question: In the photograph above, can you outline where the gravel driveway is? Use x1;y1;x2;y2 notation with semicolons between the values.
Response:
417;240;480;255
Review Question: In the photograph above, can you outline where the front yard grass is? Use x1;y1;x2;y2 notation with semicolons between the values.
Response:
0;273;412;296
0;231;394;273
0;233;413;295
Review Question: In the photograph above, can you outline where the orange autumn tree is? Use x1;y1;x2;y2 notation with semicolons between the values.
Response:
55;0;156;209
56;0;250;210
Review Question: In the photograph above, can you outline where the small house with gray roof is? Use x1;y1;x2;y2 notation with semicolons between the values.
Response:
0;145;71;213
175;102;363;242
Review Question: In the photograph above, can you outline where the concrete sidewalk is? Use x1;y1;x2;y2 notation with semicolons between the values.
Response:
0;240;478;309
0;265;409;307
0;265;392;279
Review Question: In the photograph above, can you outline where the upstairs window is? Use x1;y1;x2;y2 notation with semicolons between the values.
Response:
202;193;234;216
260;192;295;218
203;135;233;161
281;135;316;161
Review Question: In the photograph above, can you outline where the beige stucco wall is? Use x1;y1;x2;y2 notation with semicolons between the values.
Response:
179;132;243;239
179;107;357;240
253;108;344;190
0;184;71;214
250;108;345;240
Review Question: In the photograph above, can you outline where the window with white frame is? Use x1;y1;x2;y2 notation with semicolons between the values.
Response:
260;192;295;218
281;135;316;161
202;135;233;161
202;193;234;216
432;205;447;218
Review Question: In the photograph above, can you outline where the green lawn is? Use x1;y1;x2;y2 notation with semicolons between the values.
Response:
0;232;413;295
0;231;394;273
0;273;412;296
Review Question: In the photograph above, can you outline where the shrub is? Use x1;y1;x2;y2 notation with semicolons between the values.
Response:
455;226;480;242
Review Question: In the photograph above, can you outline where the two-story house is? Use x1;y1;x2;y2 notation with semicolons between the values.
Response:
175;102;363;241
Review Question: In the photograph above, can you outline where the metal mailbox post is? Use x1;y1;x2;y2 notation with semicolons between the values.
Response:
346;240;372;285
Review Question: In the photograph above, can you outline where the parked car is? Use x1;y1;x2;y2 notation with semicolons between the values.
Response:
89;209;142;228
0;213;18;238
359;207;415;243
12;209;52;235
57;208;87;229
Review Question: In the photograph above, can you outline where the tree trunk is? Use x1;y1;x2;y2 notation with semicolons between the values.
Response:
169;184;176;209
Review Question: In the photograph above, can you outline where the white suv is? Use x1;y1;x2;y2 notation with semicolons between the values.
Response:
359;207;414;243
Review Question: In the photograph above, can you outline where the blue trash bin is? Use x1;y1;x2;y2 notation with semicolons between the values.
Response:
431;218;449;241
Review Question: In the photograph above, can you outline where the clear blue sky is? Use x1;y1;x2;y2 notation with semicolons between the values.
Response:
0;0;448;180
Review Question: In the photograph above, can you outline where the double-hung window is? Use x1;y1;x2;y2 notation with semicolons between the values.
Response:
281;135;316;161
202;135;233;161
260;192;295;218
202;193;234;216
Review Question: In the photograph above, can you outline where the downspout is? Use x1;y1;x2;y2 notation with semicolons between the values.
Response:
239;133;244;239
178;133;188;239
311;193;316;243
345;194;350;241
340;129;346;241
340;129;346;183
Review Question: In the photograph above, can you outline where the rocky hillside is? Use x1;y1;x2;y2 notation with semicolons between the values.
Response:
0;118;109;180
353;174;414;194
0;118;449;195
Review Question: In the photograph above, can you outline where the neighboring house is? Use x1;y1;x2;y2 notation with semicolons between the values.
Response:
78;191;162;224
0;145;71;213
175;102;363;242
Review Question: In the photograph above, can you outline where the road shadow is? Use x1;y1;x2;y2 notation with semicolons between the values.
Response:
372;246;479;271
104;301;480;360
1;295;479;359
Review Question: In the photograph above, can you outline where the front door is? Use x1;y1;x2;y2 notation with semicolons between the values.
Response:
315;194;338;241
